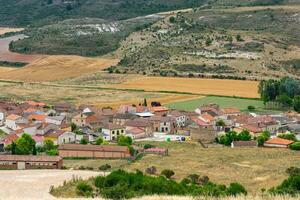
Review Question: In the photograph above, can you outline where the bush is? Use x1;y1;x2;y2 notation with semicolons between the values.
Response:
289;142;300;150
99;164;112;171
278;133;297;141
227;183;247;196
257;131;271;147
286;167;300;176
76;182;93;197
145;166;157;175
80;138;88;145
161;169;175;179
117;135;132;146
46;149;58;156
247;105;256;111
144;144;155;149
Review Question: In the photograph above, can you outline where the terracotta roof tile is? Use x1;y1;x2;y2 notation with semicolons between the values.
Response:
265;137;294;145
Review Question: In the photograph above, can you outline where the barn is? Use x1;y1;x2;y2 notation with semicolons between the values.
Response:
0;155;63;170
58;144;131;159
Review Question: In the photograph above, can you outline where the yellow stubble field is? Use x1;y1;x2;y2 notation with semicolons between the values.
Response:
111;76;260;98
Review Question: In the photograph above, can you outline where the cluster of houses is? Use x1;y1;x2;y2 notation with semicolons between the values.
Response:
0;100;299;170
0;101;299;151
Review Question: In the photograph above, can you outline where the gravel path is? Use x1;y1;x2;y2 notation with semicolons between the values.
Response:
0;170;100;200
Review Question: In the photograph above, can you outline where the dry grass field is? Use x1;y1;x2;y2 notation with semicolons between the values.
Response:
0;81;196;107
0;67;15;73
0;55;119;81
111;77;259;98
0;27;23;35
124;142;300;194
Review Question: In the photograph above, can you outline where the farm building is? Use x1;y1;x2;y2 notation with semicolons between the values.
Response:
264;137;294;148
58;144;131;159
0;155;62;170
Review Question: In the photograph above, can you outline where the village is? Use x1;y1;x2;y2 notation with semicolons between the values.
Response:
0;98;299;170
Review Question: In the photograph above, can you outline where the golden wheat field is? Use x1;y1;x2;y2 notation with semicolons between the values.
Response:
0;27;24;35
111;76;259;98
0;55;119;82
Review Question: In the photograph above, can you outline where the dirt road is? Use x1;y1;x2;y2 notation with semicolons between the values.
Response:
0;170;100;200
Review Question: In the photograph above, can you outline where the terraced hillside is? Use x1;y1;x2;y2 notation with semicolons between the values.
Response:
114;5;300;79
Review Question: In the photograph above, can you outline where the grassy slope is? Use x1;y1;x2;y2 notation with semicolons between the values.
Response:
53;142;300;196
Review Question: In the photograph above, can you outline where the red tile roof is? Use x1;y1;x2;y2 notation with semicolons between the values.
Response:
6;114;21;120
265;137;294;146
28;114;46;122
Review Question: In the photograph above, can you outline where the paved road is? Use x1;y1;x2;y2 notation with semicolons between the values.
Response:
0;170;100;200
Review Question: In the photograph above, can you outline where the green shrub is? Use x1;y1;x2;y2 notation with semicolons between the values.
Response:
247;105;256;111
161;169;175;179
99;164;112;171
286;167;300;176
46;149;58;156
278;133;297;141
227;183;247;196
76;182;93;197
289;142;300;150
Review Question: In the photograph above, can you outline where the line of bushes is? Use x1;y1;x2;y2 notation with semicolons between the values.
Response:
75;169;247;199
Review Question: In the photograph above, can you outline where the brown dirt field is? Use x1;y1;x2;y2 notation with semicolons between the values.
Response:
0;55;119;81
0;27;23;35
111;76;259;98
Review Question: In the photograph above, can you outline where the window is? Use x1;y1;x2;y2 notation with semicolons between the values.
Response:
112;131;115;134
121;130;124;133
117;130;120;135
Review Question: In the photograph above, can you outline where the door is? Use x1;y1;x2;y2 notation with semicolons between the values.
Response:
17;162;26;170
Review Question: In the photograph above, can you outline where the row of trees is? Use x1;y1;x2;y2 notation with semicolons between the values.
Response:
259;77;300;112
216;130;252;146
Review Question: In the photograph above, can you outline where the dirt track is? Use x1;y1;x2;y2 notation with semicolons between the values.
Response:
0;170;100;200
0;34;43;63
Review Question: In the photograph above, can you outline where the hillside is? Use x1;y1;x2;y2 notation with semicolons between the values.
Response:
0;0;207;26
114;5;300;79
9;17;161;56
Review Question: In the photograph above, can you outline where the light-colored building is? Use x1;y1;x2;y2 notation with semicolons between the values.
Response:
5;114;26;131
44;130;76;145
101;123;125;141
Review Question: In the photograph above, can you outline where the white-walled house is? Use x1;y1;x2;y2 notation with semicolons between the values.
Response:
0;111;4;126
168;111;187;128
44;130;76;145
101;123;125;141
5;114;26;131
45;115;65;126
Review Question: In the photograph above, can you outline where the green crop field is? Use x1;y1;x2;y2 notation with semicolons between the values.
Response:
167;96;267;112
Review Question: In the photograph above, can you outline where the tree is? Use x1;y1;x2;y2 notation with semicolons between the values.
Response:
44;139;55;151
277;94;293;107
11;141;16;155
237;130;251;141
15;134;36;155
47;149;58;156
216;120;226;127
257;131;270;146
32;145;37;155
71;123;77;132
80;138;88;145
161;169;175;179
218;131;238;146
95;136;104;145
294;96;300;112
117;135;132;146
143;98;148;106
169;16;176;23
